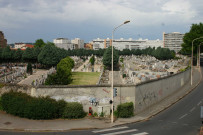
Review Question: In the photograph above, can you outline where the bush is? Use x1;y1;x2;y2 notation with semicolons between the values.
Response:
93;112;98;117
117;102;134;118
62;102;86;119
1;91;64;120
27;63;33;75
0;97;2;111
57;99;67;118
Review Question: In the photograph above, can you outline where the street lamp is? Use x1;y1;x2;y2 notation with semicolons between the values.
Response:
111;20;130;123
198;42;203;68
191;37;203;85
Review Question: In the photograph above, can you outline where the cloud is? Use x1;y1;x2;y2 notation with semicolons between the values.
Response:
0;0;202;43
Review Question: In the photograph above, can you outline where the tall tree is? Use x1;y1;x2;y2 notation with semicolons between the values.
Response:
2;46;12;62
102;46;119;69
14;48;23;62
56;56;74;85
22;48;34;62
38;45;59;67
45;56;74;85
181;23;203;54
34;39;46;48
46;41;55;46
33;47;41;62
89;55;95;65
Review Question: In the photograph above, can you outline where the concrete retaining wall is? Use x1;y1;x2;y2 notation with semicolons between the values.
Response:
0;83;33;96
0;69;192;115
133;69;190;114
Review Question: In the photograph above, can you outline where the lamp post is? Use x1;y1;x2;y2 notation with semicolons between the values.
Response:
111;20;130;123
198;42;203;68
191;37;203;85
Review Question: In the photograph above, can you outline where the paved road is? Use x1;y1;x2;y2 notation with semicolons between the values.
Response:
0;68;202;135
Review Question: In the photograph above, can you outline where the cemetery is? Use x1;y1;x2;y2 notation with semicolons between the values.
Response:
119;55;190;84
0;54;190;86
0;53;195;117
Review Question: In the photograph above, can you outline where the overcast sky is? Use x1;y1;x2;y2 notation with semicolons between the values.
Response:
0;0;202;44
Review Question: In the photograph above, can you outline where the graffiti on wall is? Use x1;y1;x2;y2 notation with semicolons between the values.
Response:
51;95;110;106
89;97;99;106
103;88;110;93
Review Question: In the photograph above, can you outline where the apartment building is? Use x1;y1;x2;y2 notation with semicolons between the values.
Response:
163;32;184;52
53;38;75;50
54;38;84;50
71;38;84;49
14;43;34;50
0;31;7;48
92;38;163;50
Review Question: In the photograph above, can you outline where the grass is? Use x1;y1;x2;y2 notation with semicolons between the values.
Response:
70;72;100;85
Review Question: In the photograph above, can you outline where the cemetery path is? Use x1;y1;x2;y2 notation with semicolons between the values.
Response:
74;59;89;72
18;69;49;85
109;71;123;84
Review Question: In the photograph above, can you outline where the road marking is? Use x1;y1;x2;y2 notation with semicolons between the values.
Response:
101;129;138;135
179;114;188;119
132;132;149;135
190;107;195;112
92;126;128;133
197;101;202;106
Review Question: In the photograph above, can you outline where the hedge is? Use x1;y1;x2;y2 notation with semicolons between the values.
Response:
1;91;85;120
117;102;134;118
62;102;86;119
0;97;2;110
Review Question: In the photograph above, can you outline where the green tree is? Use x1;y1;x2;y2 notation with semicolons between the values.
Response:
102;46;119;69
22;48;34;62
27;63;33;75
14;48;23;62
2;46;12;62
181;23;203;54
38;45;59;67
34;39;46;48
33;47;41;62
45;56;74;85
89;55;95;65
0;47;3;62
46;41;55;46
56;56;74;85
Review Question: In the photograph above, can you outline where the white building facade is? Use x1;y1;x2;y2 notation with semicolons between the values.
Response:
92;38;163;50
53;38;75;50
163;32;184;52
14;43;26;49
54;38;84;50
71;38;84;49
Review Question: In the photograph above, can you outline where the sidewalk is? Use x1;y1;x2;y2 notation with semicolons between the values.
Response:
0;68;201;132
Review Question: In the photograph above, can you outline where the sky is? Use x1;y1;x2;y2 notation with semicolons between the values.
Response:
0;0;202;44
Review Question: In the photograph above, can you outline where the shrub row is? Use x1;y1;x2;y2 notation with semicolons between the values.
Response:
0;97;2;110
116;102;134;118
62;102;86;119
1;91;86;120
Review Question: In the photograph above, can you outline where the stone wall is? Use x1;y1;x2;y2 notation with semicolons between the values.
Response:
133;69;190;113
33;69;191;115
0;83;33;95
0;69;193;116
